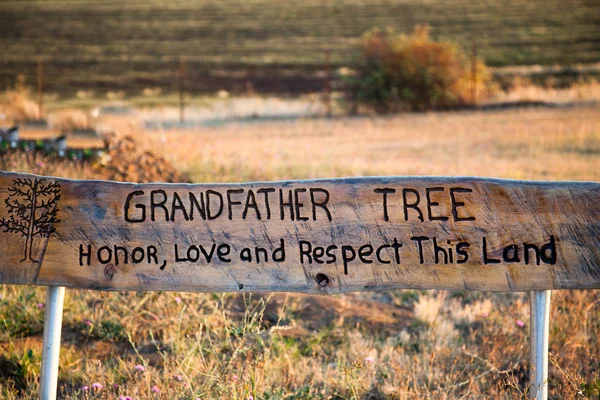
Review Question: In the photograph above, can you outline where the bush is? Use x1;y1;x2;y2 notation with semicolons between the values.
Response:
345;26;492;113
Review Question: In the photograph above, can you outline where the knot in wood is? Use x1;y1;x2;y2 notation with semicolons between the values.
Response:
104;264;116;280
315;273;330;288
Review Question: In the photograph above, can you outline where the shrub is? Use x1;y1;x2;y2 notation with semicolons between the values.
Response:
345;25;492;113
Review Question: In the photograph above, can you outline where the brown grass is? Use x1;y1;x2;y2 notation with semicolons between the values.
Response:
492;78;600;105
0;102;599;399
129;106;600;183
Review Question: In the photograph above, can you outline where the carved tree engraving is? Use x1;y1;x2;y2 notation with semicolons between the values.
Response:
0;178;61;262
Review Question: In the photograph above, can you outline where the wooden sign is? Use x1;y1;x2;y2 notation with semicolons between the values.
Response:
0;171;598;293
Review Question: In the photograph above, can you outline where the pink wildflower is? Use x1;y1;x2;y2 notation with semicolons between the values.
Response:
119;396;132;400
516;319;525;327
37;303;44;309
173;374;183;381
85;320;92;326
134;364;145;372
82;386;89;391
364;356;375;364
232;374;239;383
92;383;103;390
482;312;489;318
151;385;160;393
174;296;182;304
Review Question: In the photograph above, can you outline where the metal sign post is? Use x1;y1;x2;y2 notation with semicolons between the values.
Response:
529;290;551;400
39;286;65;400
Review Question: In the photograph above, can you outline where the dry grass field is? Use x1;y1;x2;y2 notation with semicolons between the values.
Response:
2;0;600;96
0;100;599;399
133;106;600;183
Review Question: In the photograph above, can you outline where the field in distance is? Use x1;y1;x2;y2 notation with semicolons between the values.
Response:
1;0;599;95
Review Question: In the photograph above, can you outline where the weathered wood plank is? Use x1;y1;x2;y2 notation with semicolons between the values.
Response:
0;171;598;293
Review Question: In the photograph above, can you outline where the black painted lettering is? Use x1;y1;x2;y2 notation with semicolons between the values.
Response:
482;237;501;264
206;190;224;220
411;236;429;264
374;188;396;221
242;190;261;220
132;247;145;264
299;241;312;264
257;188;275;219
358;244;374;264
326;245;338;264
79;244;91;266
97;246;112;264
390;238;403;264
426;187;449;221
402;189;424;222
456;242;470;264
450;188;475;222
433;237;448;264
187;245;200;262
199;244;216;263
524;243;541;265
341;245;356;275
240;248;252;262
227;189;244;220
503;245;520;263
255;247;268;263
150;190;169;222
272;239;286;262
540;236;557;265
189;192;206;220
170;192;189;221
217;244;231;263
175;244;187;262
447;241;454;263
294;188;309;221
114;245;128;265
376;244;391;264
313;246;325;264
310;188;332;221
147;245;159;264
279;189;295;220
124;190;146;223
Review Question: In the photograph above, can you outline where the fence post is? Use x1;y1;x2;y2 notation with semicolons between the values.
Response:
529;290;551;400
178;57;186;124
39;286;65;400
471;41;477;107
324;49;332;117
37;58;44;120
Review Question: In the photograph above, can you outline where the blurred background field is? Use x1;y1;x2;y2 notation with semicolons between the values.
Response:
1;0;600;96
0;0;599;399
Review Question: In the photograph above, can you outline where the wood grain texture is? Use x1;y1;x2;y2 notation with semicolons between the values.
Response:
0;171;598;293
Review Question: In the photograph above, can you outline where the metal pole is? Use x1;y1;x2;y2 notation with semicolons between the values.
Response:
529;290;551;400
39;286;65;400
